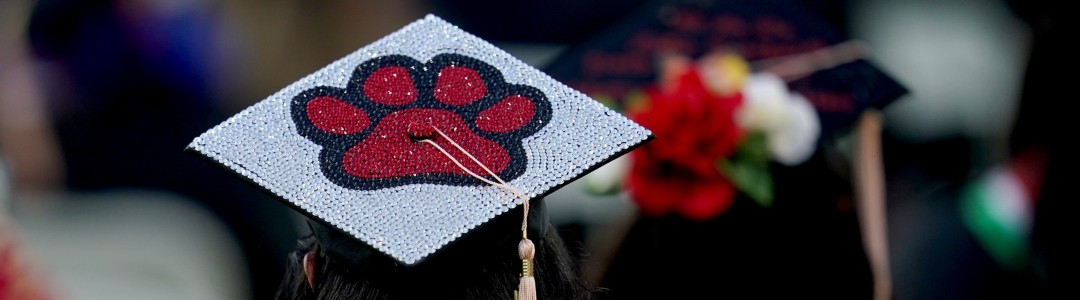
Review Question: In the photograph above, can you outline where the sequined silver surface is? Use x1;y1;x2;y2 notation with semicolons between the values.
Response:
188;15;652;264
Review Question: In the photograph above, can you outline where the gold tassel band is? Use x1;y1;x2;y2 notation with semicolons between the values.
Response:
521;259;534;277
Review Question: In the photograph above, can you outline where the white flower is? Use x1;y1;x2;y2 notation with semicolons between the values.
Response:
739;74;790;132
738;73;821;166
768;93;820;165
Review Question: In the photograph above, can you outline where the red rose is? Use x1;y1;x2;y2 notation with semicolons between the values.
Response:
627;67;745;220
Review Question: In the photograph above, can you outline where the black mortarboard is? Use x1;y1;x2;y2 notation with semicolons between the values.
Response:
543;0;907;134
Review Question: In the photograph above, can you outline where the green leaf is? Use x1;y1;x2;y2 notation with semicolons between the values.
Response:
719;132;774;207
736;131;770;163
719;158;774;207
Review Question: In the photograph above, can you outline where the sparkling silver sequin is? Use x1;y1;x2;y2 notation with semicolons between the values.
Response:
189;15;651;264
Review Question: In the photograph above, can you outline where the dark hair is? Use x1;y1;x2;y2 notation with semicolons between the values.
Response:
276;221;597;300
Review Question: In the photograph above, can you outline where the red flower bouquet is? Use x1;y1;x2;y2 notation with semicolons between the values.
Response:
616;50;823;221
627;59;746;221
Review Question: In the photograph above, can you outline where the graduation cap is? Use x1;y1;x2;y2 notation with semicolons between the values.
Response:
543;0;907;135
187;15;651;297
537;1;909;298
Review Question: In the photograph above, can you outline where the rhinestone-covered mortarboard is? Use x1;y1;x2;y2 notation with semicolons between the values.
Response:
188;15;652;265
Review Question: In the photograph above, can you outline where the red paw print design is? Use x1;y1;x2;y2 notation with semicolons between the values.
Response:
291;54;552;190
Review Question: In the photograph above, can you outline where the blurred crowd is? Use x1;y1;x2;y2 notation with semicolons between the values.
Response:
1;0;1072;299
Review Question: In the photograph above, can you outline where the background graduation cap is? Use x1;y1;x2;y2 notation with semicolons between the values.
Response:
540;0;906;299
187;14;651;297
544;0;906;135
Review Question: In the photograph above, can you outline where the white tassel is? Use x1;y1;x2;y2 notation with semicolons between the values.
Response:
517;239;537;300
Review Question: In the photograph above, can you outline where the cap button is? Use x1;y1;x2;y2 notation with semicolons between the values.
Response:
407;121;435;141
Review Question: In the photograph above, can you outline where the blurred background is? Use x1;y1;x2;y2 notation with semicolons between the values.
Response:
0;0;1071;299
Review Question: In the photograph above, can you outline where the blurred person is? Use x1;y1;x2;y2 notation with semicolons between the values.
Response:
1;0;65;193
970;0;1075;296
23;0;299;298
1;3;59;298
534;0;906;298
846;0;1069;298
1014;13;1078;300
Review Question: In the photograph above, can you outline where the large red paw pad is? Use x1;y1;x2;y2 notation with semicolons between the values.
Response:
291;54;552;190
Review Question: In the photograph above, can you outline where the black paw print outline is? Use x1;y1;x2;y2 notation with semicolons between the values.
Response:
290;53;552;190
